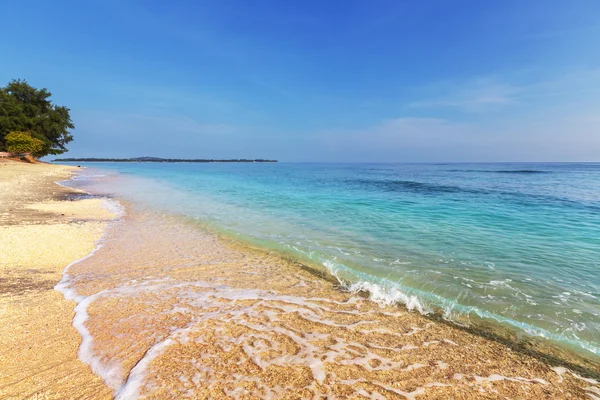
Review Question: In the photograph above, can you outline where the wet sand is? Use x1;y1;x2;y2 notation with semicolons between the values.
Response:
1;160;599;399
63;206;600;398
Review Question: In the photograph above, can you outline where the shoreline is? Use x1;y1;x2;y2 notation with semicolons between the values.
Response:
68;200;600;398
139;205;600;379
68;161;600;362
121;182;599;372
1;160;599;398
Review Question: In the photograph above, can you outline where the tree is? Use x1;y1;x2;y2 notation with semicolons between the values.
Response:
5;131;44;155
0;79;74;156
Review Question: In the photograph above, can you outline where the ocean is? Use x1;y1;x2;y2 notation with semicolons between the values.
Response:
64;162;600;359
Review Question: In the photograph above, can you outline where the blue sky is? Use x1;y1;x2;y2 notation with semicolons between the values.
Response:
1;0;599;161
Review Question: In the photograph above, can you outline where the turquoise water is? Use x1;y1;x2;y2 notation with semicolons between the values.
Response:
65;162;600;357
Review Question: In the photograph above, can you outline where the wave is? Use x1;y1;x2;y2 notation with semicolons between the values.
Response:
345;178;483;196
319;259;600;357
493;170;551;174
447;169;551;174
343;177;600;212
71;174;108;181
54;171;126;388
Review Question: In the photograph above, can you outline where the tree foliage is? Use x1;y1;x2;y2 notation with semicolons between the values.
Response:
0;79;74;156
5;131;44;154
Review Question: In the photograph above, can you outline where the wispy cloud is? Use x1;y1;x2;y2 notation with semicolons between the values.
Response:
526;24;600;40
77;110;244;138
310;104;600;162
101;83;240;115
410;77;522;113
316;117;481;161
409;67;600;114
521;67;600;100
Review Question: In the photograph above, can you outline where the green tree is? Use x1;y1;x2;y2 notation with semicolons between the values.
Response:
5;131;44;155
0;79;74;156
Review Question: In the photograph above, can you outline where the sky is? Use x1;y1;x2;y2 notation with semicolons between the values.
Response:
1;0;599;162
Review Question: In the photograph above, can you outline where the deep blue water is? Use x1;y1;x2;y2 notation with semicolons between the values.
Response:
65;162;600;357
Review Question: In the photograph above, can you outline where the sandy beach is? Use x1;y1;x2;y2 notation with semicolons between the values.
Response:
0;160;114;399
1;160;599;399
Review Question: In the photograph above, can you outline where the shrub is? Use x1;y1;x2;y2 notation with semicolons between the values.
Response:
5;131;44;155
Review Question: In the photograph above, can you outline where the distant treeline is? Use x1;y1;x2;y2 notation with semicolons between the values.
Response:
52;157;278;163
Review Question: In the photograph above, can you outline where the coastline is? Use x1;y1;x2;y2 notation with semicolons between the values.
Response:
1;160;599;399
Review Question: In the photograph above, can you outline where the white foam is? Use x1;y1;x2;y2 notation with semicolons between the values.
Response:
53;172;128;389
345;280;428;314
75;290;125;389
585;386;600;398
59;278;453;397
455;373;548;386
552;366;599;385
101;198;126;219
338;378;425;400
436;361;449;370
65;274;596;398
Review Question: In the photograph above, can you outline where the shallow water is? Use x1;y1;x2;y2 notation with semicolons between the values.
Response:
54;202;600;398
62;162;600;358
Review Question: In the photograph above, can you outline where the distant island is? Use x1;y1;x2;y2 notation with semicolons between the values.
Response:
52;157;278;163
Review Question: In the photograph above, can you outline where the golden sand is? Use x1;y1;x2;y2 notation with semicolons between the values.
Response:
1;160;598;399
0;160;113;399
24;199;116;222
